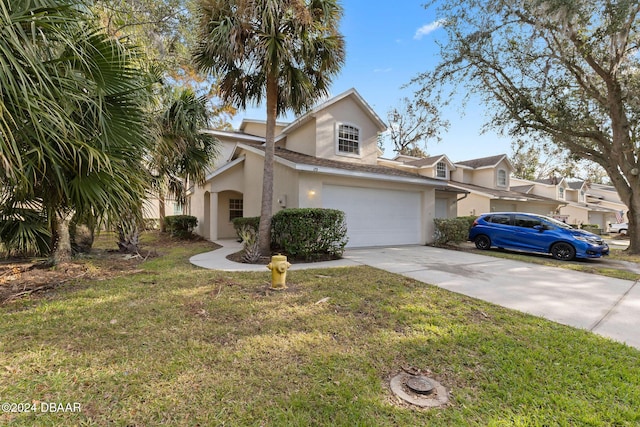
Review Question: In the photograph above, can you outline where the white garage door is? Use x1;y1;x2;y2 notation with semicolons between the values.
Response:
322;185;421;247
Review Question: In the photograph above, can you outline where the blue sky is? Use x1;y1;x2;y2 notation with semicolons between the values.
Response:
233;1;512;162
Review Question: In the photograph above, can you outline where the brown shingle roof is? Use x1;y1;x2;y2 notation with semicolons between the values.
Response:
534;177;563;185
449;180;562;204
272;147;438;181
567;180;586;190
405;155;447;167
455;154;507;169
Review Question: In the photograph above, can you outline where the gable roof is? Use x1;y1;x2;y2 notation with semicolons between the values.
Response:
233;143;463;190
567;180;587;190
202;128;266;144
392;154;421;162
239;118;289;131
405;154;455;169
534;177;565;186
511;184;535;194
450;180;563;205
280;88;387;135
455;154;511;170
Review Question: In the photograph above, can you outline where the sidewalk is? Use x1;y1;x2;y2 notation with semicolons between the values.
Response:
190;241;640;350
189;239;360;272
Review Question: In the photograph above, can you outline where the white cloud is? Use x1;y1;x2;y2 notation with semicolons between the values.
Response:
414;19;444;40
373;67;393;73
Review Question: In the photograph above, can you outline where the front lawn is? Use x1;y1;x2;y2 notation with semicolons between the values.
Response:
1;234;639;426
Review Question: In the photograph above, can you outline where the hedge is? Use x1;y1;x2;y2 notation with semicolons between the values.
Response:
271;208;348;261
164;215;198;239
433;216;477;245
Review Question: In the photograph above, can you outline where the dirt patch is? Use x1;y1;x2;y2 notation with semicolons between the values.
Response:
0;249;148;303
0;232;222;303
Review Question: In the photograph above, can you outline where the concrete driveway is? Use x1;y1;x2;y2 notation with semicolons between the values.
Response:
343;246;640;350
191;241;639;350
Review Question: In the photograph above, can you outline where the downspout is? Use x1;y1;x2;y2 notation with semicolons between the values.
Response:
456;192;469;203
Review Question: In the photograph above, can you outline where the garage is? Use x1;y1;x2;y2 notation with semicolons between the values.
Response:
322;184;422;247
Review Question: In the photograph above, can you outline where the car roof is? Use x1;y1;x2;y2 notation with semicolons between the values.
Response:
480;212;539;216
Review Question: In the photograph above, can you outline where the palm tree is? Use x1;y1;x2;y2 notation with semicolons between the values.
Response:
193;0;345;255
0;0;155;263
151;88;220;232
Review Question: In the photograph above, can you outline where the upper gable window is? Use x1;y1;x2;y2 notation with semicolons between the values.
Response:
337;123;360;156
436;161;447;178
580;190;585;202
558;187;565;200
497;169;507;187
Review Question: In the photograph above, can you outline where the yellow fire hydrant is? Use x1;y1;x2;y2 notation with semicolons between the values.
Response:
267;254;291;289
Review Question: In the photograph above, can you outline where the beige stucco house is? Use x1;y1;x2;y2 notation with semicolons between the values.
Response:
509;177;626;229
449;155;567;216
378;153;565;218
188;89;463;247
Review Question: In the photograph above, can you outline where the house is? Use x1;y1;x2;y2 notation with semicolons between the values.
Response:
188;89;464;247
377;154;461;218
421;154;564;217
586;183;628;228
510;177;625;229
379;153;565;218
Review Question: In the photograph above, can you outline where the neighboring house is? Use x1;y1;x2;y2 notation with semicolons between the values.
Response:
377;154;461;218
188;89;464;248
142;193;182;227
585;182;628;229
448;154;563;216
510;177;625;229
380;153;563;218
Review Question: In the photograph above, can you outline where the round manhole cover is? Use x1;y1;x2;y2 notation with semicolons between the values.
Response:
389;372;449;408
405;376;434;395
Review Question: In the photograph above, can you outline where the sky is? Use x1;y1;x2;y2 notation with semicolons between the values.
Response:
232;0;512;163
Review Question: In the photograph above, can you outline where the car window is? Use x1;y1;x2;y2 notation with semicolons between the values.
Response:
514;214;542;228
489;214;511;225
544;216;573;229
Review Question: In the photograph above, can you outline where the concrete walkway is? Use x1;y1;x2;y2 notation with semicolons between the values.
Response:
190;241;640;350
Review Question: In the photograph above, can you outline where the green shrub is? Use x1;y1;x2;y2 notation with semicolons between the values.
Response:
580;224;601;234
271;208;348;261
434;216;477;246
0;207;51;257
164;215;198;239
232;216;260;238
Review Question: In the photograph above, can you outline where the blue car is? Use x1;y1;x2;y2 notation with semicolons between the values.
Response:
468;212;609;261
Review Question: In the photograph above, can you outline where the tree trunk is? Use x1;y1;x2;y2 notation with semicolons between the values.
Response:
624;189;640;254
159;190;166;233
258;73;278;256
52;211;73;265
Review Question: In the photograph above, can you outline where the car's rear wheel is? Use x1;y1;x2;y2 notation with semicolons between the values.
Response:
551;242;576;261
474;235;491;250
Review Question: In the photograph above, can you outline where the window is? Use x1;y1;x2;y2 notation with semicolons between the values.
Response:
558;187;565;200
488;214;510;225
229;199;243;221
497;169;507;187
337;124;360;155
173;202;183;215
580;190;585;202
514;214;542;228
436;161;447;178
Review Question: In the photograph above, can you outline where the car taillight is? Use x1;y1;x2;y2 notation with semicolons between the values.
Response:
472;219;479;227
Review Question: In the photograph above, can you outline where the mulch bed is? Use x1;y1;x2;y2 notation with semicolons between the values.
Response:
226;250;339;265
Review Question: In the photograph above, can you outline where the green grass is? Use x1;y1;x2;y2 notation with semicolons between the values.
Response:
1;234;639;426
